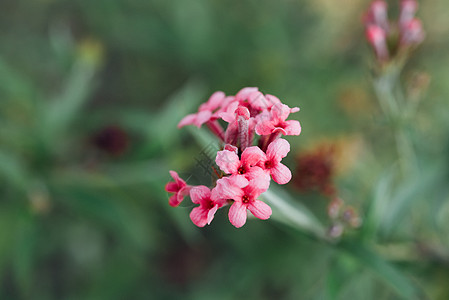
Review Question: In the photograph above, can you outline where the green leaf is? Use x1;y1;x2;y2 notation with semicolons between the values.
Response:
40;55;98;143
362;167;396;241
0;150;29;190
13;214;38;298
0;56;37;102
148;79;206;149
339;240;421;300
262;185;327;239
380;163;445;237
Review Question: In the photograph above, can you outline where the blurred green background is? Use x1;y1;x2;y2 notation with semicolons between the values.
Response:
1;0;449;299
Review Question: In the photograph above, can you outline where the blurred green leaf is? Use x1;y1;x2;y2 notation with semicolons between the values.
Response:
53;185;151;250
0;56;37;102
13;215;38;298
362;167;396;241
148;79;206;148
380;163;445;238
40;55;98;144
339;240;421;300
0;150;29;190
262;185;327;240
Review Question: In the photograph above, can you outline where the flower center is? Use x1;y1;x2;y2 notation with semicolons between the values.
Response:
242;195;250;204
264;160;272;169
205;199;215;210
238;166;246;174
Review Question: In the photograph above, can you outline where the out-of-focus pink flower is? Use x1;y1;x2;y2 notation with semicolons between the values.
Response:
255;103;301;136
235;87;259;103
189;186;224;227
399;0;418;27
363;0;389;31
216;146;266;181
212;175;271;228
400;18;425;46
363;0;424;64
258;138;292;184
165;171;192;207
365;25;389;62
178;91;226;128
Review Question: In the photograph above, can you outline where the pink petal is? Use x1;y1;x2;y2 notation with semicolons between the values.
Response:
189;185;211;204
245;166;269;182
236;106;250;119
270;103;290;122
282;120;301;136
205;91;225;111
265;94;281;108
190;207;208;227
248;91;269;111
219;101;239;123
224;144;238;154
248;200;272;220
228;201;248;228
266;138;290;161
194;110;212;127
206;204;219;225
176;186;191;205
244;172;271;197
241;146;265;166
235;87;259;102
169;194;181;207
229;175;250;188
272;127;288;135
169;170;182;184
165;181;178;193
211;176;247;201
290;107;300;113
255;118;275;136
216;150;240;174
177;113;197;128
270;163;292;185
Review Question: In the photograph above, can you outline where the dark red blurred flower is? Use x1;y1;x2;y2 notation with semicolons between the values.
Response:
92;125;129;156
291;145;336;196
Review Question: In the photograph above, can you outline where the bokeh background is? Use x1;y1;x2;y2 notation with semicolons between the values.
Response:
1;0;449;299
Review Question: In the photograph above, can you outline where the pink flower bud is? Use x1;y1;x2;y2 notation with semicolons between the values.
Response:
363;0;389;31
399;0;418;28
365;25;389;62
400;18;425;46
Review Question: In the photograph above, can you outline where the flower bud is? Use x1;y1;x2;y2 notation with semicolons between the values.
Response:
400;18;425;47
399;0;418;28
365;25;389;62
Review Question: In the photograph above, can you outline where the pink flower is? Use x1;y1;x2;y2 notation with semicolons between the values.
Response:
399;0;418;28
365;24;389;62
400;18;425;46
189;185;224;227
178;91;226;128
363;0;389;31
235;87;259;102
258;138;292;184
221;104;257;148
216;146;266;181
255;103;301;136
165;171;191;207
212;175;271;228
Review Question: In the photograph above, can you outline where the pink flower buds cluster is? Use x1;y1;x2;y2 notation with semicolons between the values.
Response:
165;87;301;228
363;0;425;63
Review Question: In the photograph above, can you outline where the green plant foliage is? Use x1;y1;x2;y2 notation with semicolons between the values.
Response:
0;0;448;299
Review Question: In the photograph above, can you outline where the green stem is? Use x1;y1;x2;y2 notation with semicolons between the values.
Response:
373;67;418;177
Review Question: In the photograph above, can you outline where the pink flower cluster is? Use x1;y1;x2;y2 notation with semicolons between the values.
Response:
165;87;301;228
363;0;425;63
